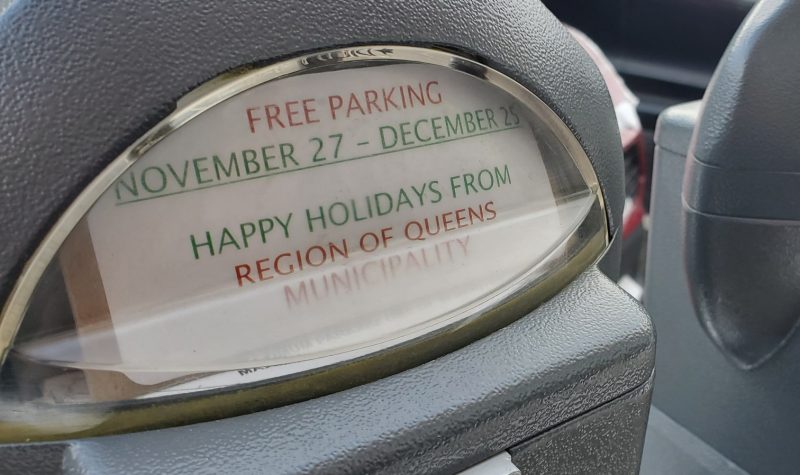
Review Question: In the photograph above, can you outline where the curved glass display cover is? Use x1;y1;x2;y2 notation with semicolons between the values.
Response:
0;46;608;440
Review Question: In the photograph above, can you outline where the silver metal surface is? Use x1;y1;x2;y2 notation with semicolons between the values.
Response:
458;452;521;475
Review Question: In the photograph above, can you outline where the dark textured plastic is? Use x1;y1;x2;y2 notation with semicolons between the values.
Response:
510;374;652;475
0;443;65;475
682;0;800;368
0;0;624;308
0;268;651;475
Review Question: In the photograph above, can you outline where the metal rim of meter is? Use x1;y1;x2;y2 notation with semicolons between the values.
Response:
0;45;610;441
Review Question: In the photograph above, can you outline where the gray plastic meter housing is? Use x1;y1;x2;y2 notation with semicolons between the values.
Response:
0;1;653;473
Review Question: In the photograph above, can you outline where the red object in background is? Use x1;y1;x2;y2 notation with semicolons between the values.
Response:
623;138;648;240
567;27;649;240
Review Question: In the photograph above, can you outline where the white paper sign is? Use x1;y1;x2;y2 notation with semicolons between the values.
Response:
49;63;594;384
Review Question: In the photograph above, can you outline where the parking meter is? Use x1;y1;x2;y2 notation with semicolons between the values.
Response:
0;1;653;473
683;0;800;369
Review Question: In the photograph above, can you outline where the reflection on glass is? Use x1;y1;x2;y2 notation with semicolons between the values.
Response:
0;50;606;439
